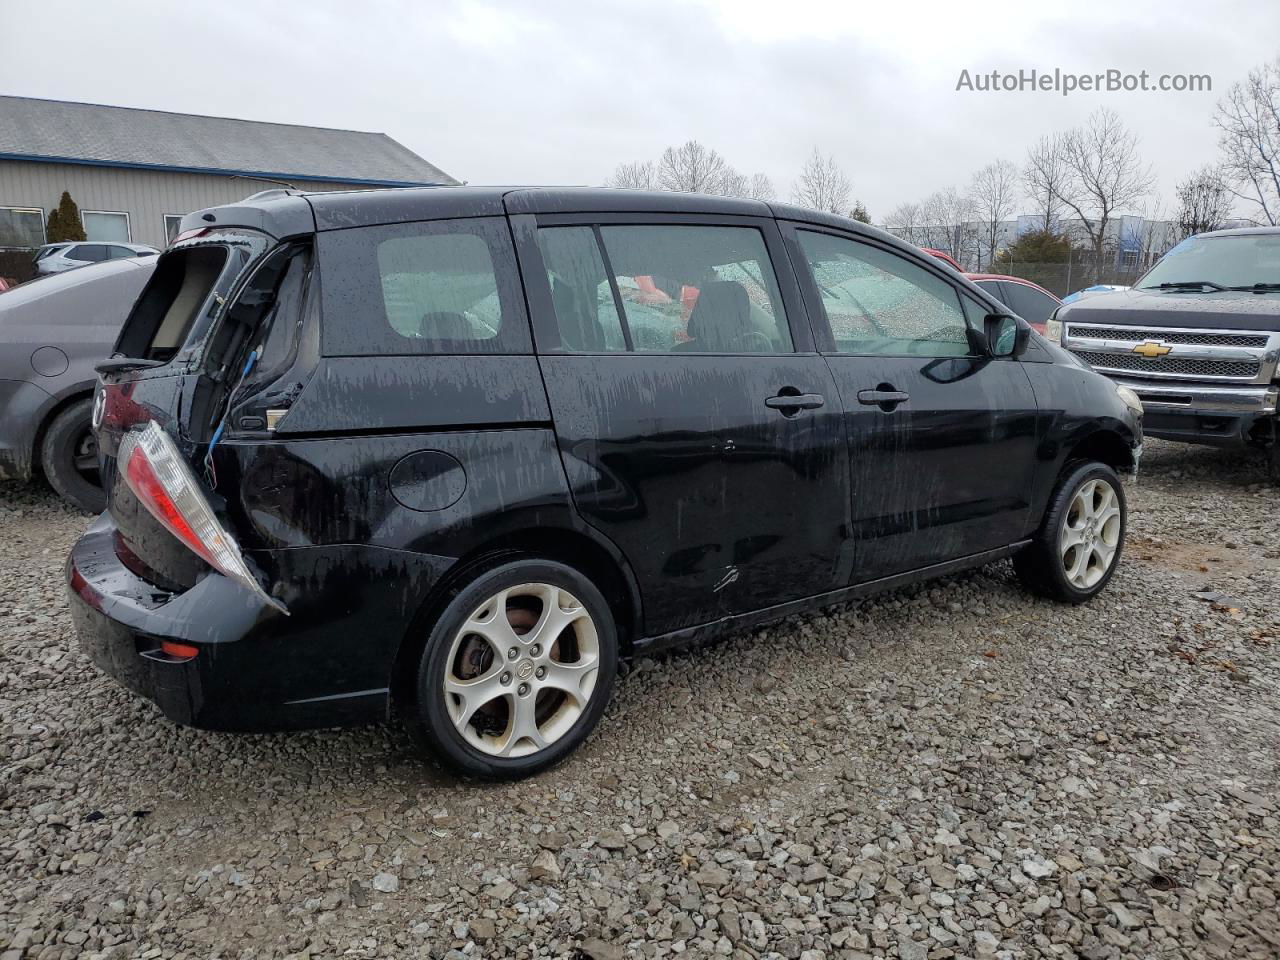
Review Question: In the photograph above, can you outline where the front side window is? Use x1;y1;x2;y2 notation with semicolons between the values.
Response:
318;217;530;356
539;223;792;354
797;230;972;357
0;207;45;248
82;211;131;242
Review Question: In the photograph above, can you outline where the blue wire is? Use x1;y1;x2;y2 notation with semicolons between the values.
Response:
204;349;258;479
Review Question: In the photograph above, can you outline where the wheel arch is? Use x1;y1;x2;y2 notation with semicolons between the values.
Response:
32;386;96;479
1064;427;1136;475
388;524;643;708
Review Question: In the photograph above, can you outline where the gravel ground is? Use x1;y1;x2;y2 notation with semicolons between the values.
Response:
1;439;1278;960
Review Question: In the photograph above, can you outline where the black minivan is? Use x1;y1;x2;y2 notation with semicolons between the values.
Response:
68;187;1142;778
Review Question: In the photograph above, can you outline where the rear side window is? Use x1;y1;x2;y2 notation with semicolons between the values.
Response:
74;244;108;262
538;223;792;354
317;217;531;356
1001;282;1059;327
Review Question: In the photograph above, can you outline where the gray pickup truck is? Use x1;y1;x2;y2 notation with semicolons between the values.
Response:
1052;227;1280;474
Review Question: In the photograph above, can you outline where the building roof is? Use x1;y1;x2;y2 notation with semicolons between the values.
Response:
0;96;456;188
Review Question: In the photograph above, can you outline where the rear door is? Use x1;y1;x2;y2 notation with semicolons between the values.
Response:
783;223;1039;582
512;211;849;636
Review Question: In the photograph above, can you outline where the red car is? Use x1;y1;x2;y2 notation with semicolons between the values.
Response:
922;249;1061;334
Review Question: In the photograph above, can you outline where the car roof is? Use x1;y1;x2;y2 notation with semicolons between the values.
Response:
965;273;1061;299
182;186;932;259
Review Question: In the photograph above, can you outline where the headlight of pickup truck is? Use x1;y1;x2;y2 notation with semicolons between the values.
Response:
1045;310;1063;343
1115;384;1144;418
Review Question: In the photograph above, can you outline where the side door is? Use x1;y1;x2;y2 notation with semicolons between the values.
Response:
783;223;1040;582
512;212;850;636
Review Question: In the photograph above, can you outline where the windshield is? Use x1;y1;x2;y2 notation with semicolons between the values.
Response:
1139;233;1280;290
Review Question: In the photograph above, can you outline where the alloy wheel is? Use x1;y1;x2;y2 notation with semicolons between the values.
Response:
1058;478;1122;589
442;582;600;758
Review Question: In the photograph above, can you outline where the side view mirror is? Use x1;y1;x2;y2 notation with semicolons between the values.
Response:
984;313;1031;358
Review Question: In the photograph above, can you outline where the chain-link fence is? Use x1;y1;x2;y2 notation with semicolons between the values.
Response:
994;258;1152;298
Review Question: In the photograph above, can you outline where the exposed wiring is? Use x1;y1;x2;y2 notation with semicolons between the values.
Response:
204;348;259;488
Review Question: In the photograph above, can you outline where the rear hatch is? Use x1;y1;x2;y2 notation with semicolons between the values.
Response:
97;226;310;592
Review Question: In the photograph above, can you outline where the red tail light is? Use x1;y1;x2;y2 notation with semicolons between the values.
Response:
118;421;287;613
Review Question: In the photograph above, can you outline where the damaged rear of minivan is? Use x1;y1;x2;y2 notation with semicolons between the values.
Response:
66;188;594;757
66;192;380;731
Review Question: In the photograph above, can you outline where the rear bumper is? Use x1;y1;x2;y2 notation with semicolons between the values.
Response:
1110;376;1278;447
0;378;53;481
66;514;445;731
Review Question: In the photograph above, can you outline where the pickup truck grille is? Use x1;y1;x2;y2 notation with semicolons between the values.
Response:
1070;350;1261;379
1063;322;1280;384
1075;326;1269;348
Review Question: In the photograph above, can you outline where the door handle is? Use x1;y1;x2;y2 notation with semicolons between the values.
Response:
857;389;910;407
765;393;825;411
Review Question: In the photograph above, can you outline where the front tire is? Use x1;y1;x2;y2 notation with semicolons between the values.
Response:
40;399;105;514
1014;461;1126;603
401;559;618;779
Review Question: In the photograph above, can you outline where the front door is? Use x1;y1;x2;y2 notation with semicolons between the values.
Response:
513;213;850;636
784;224;1039;582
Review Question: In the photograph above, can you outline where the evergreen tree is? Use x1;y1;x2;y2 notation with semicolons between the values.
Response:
46;191;86;243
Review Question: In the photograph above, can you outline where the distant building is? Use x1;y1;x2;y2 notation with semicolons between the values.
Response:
884;214;1182;274
0;96;456;250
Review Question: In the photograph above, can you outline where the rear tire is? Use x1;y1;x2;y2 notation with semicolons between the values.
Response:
1014;461;1125;604
40;399;105;514
400;558;618;779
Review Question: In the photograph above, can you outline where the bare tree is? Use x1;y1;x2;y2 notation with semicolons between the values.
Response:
1214;57;1280;225
884;202;926;245
657;140;737;194
1173;166;1234;240
1055;108;1155;278
921;188;979;269
792;148;852;214
1023;134;1069;233
969;160;1019;268
748;172;776;201
607;160;657;190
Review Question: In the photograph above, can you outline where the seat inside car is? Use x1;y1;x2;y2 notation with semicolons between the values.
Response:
551;276;607;351
673;280;754;352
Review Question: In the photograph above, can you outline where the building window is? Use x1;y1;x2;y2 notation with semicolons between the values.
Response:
82;210;131;242
0;207;46;248
163;215;184;245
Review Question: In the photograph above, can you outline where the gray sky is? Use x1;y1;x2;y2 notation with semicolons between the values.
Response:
3;0;1277;219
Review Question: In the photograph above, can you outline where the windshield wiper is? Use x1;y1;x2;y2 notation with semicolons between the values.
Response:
1225;283;1280;292
1151;281;1227;291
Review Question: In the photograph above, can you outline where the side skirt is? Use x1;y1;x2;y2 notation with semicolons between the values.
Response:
631;541;1032;658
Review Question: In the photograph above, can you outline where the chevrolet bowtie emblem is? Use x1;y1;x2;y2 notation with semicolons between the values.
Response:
1132;341;1172;358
